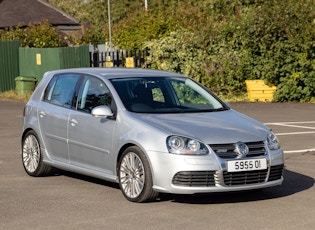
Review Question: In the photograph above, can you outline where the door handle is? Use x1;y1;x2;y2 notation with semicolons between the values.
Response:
39;110;46;118
70;118;78;126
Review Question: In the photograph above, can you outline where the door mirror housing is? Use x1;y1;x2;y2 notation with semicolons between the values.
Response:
91;105;114;118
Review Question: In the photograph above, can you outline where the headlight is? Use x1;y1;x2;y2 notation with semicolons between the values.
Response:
267;131;280;150
167;136;209;155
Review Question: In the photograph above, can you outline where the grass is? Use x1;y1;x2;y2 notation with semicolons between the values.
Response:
218;93;250;103
0;90;31;102
0;90;313;104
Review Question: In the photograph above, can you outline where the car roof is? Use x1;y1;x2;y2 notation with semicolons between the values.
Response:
46;68;186;80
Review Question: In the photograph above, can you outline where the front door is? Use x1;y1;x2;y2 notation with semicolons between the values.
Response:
67;76;116;174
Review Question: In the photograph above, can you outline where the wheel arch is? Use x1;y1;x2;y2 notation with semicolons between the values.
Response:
116;143;135;173
116;142;156;171
21;128;35;150
115;143;159;202
21;128;53;177
116;143;159;182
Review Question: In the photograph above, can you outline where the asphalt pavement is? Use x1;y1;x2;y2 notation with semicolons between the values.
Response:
0;100;314;230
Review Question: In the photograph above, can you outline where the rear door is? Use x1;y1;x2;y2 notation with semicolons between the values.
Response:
38;73;80;163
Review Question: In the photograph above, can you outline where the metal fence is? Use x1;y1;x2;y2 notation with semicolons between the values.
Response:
0;41;150;92
90;49;149;68
19;45;90;81
0;41;20;92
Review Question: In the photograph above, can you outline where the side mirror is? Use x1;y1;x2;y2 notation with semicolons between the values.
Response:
91;105;114;118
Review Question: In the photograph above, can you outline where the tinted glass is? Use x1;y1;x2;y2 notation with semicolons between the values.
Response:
111;77;225;113
77;76;112;113
43;74;79;108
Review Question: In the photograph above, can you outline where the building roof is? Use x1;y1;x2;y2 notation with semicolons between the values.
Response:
0;0;80;28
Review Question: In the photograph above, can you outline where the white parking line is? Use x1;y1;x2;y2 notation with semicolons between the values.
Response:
284;149;315;154
276;131;315;136
265;121;315;125
264;121;315;154
265;123;315;130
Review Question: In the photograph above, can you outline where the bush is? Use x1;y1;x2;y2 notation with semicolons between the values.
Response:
144;0;315;101
144;30;206;84
0;20;67;48
274;72;315;102
2;0;315;102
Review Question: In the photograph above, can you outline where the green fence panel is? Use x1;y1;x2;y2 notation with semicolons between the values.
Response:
59;46;90;69
19;45;90;81
0;41;20;92
19;47;59;81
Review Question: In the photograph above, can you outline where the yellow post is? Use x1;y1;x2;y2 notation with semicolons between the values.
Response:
105;56;112;68
125;57;135;68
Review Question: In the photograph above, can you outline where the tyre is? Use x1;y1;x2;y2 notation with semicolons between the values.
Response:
118;146;158;202
22;130;53;177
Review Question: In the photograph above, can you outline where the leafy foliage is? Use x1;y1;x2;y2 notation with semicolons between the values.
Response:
0;20;67;47
143;0;315;101
1;0;315;102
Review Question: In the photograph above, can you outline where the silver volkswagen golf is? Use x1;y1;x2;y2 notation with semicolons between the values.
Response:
21;68;284;202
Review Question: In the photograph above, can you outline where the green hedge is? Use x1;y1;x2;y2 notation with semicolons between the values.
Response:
2;0;314;102
141;0;315;102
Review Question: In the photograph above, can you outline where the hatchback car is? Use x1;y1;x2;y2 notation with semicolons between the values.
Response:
21;68;284;202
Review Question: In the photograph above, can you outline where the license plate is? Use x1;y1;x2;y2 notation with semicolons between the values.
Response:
226;158;267;172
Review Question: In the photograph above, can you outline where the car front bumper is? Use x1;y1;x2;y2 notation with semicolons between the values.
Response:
147;148;284;194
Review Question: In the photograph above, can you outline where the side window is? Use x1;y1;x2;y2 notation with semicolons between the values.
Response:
77;76;112;113
43;74;79;108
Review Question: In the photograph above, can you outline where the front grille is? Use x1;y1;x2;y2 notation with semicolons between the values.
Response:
268;164;284;181
223;169;268;186
172;171;216;187
172;164;284;188
209;141;266;159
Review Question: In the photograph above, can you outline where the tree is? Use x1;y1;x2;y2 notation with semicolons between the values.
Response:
5;0;315;101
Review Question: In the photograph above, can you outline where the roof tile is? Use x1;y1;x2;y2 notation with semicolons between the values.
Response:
0;0;80;28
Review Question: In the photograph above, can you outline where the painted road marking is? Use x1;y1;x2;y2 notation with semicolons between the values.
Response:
284;149;315;154
264;121;315;154
265;121;315;124
276;131;315;136
265;122;315;130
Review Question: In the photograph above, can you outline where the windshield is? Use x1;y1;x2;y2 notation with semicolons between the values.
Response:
110;77;227;113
